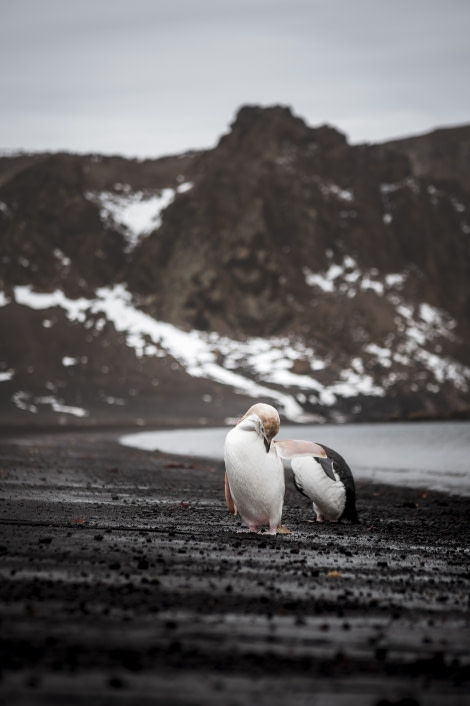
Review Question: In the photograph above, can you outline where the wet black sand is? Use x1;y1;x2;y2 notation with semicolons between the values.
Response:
0;429;469;705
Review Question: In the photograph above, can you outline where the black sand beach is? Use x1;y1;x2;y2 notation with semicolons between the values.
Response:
1;429;469;705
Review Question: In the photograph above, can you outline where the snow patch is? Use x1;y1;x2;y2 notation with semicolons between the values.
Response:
35;396;89;417
304;263;344;292
0;369;15;382
319;182;354;202
14;287;91;320
0;292;9;307
360;276;384;295
53;249;71;268
12;390;88;417
330;369;385;398
365;343;392;368
62;356;79;367
385;273;406;289
380;178;419;196
13;391;37;413
85;185;191;251
390;302;469;390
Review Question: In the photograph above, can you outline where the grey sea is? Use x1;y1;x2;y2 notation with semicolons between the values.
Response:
120;420;470;496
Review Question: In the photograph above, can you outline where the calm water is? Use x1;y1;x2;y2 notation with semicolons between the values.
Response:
120;421;470;496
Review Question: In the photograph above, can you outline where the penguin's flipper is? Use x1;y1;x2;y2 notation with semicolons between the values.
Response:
318;456;337;482
274;439;327;460
224;472;237;515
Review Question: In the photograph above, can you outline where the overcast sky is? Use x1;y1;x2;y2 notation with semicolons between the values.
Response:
1;0;469;159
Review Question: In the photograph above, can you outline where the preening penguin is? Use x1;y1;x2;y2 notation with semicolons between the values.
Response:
275;439;359;523
224;403;287;535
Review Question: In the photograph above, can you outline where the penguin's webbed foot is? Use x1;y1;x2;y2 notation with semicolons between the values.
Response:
264;527;277;536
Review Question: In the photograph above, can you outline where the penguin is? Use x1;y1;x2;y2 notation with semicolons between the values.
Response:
224;403;285;534
275;439;359;523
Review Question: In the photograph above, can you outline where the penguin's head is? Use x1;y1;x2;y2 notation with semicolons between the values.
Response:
237;403;280;452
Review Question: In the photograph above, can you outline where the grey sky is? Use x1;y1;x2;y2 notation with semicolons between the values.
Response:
1;0;469;158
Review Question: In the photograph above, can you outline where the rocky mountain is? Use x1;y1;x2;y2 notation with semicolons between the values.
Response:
1;105;469;428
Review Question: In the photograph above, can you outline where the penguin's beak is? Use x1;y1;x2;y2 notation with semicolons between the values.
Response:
258;422;271;452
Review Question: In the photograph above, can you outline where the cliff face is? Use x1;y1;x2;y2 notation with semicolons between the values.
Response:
1;105;469;426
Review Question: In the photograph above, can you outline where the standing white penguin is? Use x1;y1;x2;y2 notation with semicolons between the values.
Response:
275;439;359;523
224;403;328;533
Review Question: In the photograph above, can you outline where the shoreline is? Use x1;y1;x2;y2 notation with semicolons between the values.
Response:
0;429;469;705
1;408;469;434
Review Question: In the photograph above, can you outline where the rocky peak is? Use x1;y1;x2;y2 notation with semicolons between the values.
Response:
213;104;347;166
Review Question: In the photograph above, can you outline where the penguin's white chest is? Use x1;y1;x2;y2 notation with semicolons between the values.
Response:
224;428;284;529
291;456;346;521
